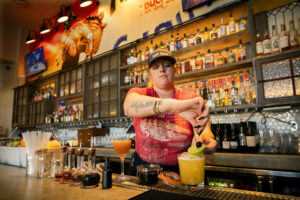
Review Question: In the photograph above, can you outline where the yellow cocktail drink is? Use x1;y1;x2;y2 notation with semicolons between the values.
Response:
178;152;205;186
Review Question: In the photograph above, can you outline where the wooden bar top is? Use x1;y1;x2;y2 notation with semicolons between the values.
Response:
0;164;143;200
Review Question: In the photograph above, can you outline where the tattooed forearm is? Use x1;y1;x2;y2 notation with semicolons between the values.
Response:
130;101;153;112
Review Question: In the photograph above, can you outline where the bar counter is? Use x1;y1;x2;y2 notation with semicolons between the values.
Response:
0;164;143;200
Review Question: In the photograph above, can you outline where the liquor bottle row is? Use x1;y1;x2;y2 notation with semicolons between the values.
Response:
176;69;256;108
175;41;246;75
212;121;259;153
33;85;56;102
50;142;112;189
256;19;300;56
45;102;83;124
122;13;247;66
123;42;247;86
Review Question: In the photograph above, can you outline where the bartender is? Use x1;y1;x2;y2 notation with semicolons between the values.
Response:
124;50;217;175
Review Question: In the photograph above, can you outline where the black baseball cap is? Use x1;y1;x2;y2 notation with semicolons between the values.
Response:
148;49;176;68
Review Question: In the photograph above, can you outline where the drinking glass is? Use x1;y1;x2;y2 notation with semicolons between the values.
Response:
113;139;131;181
178;152;205;187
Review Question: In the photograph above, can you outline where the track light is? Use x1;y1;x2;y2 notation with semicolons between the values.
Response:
57;6;69;23
25;30;36;44
40;19;51;34
80;0;92;7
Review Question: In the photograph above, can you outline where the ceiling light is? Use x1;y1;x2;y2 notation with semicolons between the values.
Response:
80;0;92;7
40;19;51;34
57;6;69;23
25;30;36;44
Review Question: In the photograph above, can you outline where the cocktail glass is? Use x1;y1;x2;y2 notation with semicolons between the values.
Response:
113;139;131;181
178;152;205;187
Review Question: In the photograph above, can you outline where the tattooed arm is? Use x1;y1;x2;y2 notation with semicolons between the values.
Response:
123;92;209;123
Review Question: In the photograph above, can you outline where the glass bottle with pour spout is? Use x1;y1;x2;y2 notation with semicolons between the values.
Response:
55;143;67;181
71;141;85;186
62;143;75;183
82;138;100;188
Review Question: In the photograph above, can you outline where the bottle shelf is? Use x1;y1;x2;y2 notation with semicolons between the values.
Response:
57;93;84;102
175;58;253;81
119;30;249;70
210;103;257;113
120;82;147;90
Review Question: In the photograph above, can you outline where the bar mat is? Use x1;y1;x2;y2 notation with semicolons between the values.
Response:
129;190;213;200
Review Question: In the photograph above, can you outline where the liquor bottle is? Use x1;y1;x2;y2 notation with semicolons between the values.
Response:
145;46;150;59
205;49;215;68
210;24;218;40
215;122;222;151
256;33;264;56
230;124;238;150
203;27;210;42
279;24;289;51
271;25;280;54
143;66;147;83
246;122;257;152
188;32;195;47
102;157;112;189
238;75;245;104
169;34;176;52
154;44;159;50
182;33;188;48
202;79;208;100
165;38;170;51
149;40;154;53
238;120;247;151
159;41;165;49
244;76;253;104
297;19;300;45
195;52;203;70
219;17;227;37
71;142;85;185
227;48;236;63
82;139;100;188
175;33;182;50
195;82;200;96
238;14;247;32
216;52;225;66
263;29;271;55
238;39;246;61
289;20;299;49
228;13;236;34
141;49;145;61
63;146;75;183
222;124;230;150
195;28;202;44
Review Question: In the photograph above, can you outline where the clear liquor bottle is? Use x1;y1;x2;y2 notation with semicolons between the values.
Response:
271;25;280;54
219;17;227;37
256;33;264;56
238;39;246;61
195;28;202;44
182;33;188;48
263;29;271;55
188;32;195;47
228;13;236;34
279;24;289;51
289;20;299;49
169;34;176;52
205;49;214;68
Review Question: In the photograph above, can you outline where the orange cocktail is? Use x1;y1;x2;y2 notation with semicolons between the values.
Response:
113;140;131;158
113;140;131;181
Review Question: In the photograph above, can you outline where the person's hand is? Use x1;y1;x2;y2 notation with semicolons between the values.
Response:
174;97;210;132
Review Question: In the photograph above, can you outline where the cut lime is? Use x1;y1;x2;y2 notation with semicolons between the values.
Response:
188;144;206;156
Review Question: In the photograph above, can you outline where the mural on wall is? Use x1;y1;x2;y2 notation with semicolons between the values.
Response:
56;12;107;69
29;0;236;77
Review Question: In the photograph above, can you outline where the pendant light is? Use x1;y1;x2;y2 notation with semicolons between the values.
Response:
57;6;69;23
40;19;51;34
25;30;36;44
80;0;92;7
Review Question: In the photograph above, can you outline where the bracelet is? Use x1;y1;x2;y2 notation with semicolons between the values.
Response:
153;100;162;115
153;100;158;114
156;100;161;114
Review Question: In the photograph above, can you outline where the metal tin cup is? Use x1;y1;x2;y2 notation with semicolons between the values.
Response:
137;164;161;185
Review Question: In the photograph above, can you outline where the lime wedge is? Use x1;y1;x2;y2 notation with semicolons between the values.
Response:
188;144;206;156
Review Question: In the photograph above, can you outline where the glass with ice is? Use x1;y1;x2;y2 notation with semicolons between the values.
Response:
178;145;205;186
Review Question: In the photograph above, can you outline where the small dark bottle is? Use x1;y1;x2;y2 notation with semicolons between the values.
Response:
102;157;112;189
